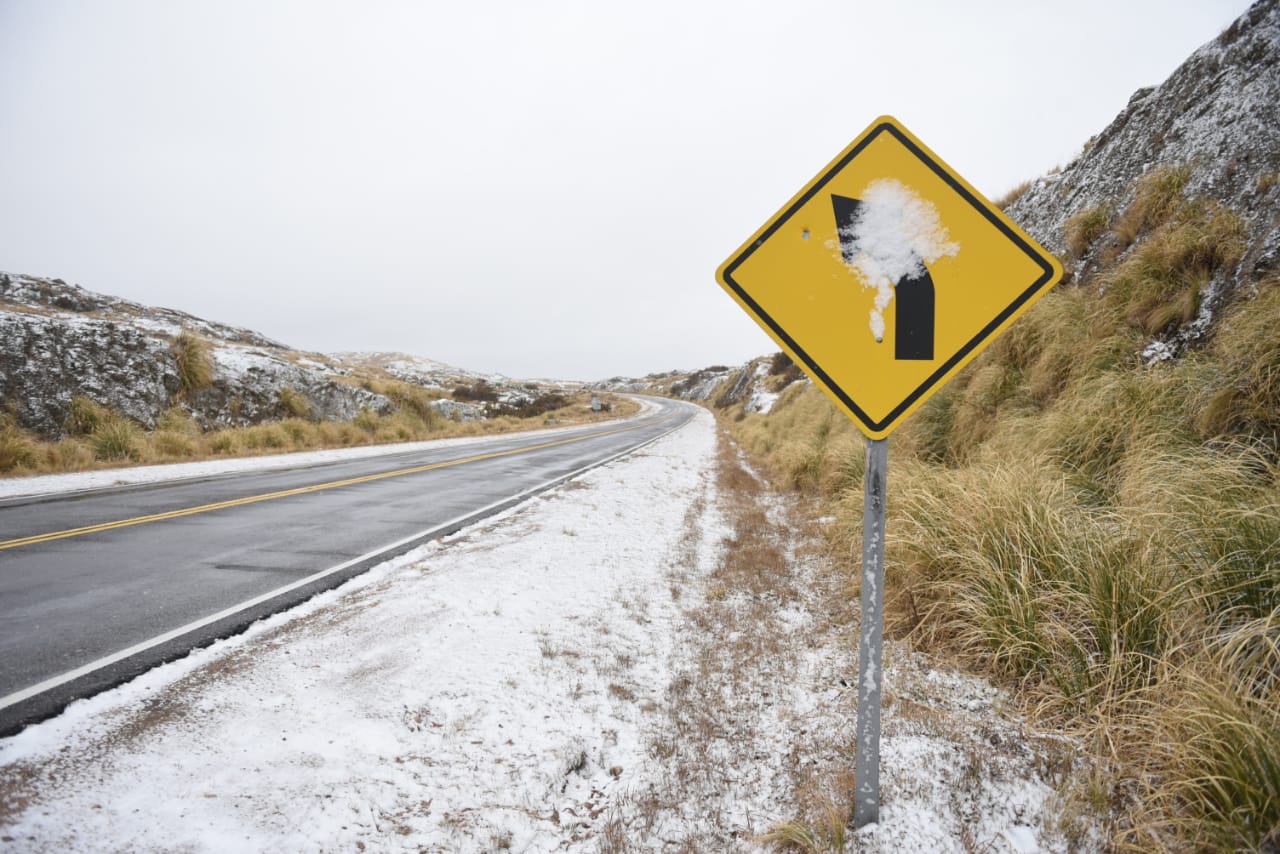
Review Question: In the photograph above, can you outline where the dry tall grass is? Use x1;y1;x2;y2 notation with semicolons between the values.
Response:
721;167;1280;850
0;391;639;478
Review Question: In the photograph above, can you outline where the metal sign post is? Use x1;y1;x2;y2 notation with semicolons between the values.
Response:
853;437;887;828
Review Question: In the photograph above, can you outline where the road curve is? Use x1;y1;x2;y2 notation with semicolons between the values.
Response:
0;396;699;734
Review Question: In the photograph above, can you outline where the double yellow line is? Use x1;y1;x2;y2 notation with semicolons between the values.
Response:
0;420;657;552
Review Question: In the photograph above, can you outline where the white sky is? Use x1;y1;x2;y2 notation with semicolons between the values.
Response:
0;0;1254;381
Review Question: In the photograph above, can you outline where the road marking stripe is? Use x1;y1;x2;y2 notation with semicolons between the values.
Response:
0;408;692;714
0;419;661;551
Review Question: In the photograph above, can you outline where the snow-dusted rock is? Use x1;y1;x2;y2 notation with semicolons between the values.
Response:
0;273;392;436
1006;0;1280;355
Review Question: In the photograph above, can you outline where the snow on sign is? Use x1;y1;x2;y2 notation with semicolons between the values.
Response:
716;115;1063;439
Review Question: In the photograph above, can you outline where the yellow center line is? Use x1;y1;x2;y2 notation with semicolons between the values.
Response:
0;419;665;552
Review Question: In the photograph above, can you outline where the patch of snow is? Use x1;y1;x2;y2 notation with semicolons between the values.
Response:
1141;339;1175;364
209;342;278;377
744;387;780;414
837;178;960;342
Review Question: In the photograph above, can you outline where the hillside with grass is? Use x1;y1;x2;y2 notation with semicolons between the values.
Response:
686;2;1280;849
0;273;631;477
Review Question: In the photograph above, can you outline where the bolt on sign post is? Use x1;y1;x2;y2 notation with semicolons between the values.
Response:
715;116;1062;828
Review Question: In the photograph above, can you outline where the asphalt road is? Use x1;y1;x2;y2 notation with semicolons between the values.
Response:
0;397;698;734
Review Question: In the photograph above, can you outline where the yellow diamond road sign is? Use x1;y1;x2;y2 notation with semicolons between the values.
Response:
716;116;1063;439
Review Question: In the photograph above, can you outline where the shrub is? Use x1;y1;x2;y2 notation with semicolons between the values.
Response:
494;391;568;419
452;381;499;403
766;351;805;387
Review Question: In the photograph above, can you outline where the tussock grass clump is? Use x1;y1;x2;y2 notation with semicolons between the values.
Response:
207;432;239;455
1095;198;1245;336
1112;164;1191;246
1033;370;1202;499
150;431;197;459
1197;275;1280;447
0;423;38;472
171;331;213;398
64;395;111;436
156;405;199;435
729;383;864;496
1137;612;1280;851
1065;202;1112;259
760;806;847;854
381;382;440;430
242;424;289;451
994;179;1032;211
878;454;1179;716
277;387;311;420
90;417;143;461
352;407;381;433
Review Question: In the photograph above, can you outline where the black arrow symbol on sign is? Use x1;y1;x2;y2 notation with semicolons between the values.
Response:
831;193;936;361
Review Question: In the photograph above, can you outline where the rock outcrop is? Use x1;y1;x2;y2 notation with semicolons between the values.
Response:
1007;0;1280;355
0;273;392;437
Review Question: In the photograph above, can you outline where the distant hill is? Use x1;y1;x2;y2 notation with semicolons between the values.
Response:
0;272;571;439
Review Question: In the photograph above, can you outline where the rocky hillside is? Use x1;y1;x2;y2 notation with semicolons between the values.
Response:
1007;0;1279;359
0;273;569;438
594;354;808;416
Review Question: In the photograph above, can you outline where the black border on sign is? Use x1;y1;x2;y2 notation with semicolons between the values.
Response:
720;121;1058;435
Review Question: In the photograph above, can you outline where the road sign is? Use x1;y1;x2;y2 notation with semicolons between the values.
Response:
716;115;1063;439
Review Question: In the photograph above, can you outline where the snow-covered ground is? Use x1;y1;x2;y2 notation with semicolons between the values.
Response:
0;408;1094;852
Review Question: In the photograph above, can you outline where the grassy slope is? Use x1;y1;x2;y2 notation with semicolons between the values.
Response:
723;166;1280;851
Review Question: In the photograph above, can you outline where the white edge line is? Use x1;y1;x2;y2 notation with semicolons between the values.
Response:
0;403;693;713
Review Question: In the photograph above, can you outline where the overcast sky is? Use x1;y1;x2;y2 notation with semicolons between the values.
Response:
0;0;1254;380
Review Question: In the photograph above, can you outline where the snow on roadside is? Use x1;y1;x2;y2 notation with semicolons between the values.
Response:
0;408;722;852
0;402;1096;852
0;399;660;501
